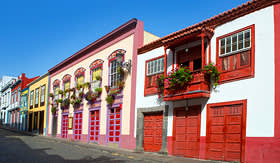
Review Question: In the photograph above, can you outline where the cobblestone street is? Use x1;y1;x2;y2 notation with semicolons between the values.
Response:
0;127;211;163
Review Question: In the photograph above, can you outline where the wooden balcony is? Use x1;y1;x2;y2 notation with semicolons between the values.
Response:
163;70;210;101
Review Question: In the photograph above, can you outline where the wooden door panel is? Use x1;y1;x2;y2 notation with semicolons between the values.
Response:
206;102;245;162
143;112;163;152
173;106;201;158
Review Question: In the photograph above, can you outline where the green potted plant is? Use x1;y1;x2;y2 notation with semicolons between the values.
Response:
49;93;54;98
155;74;165;98
95;87;102;96
57;99;63;104
51;106;56;115
83;82;90;89
62;98;70;108
105;94;114;106
58;90;64;95
203;63;220;88
165;67;193;90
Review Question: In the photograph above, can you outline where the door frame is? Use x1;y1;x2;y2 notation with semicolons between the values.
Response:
172;105;202;158
135;105;169;154
206;99;247;163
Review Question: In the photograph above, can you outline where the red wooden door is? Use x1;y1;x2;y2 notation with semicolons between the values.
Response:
62;115;68;138
173;106;201;158
74;113;82;140
143;112;163;152
108;108;121;143
89;110;99;142
206;102;245;162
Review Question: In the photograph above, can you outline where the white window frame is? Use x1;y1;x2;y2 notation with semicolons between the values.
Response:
147;57;164;76
110;60;121;88
219;29;251;57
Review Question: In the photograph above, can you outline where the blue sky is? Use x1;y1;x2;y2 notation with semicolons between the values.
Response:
0;0;248;78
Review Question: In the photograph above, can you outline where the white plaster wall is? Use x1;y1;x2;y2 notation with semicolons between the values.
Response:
207;6;275;137
135;6;275;138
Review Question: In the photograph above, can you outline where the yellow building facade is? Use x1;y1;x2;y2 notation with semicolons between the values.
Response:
27;73;49;135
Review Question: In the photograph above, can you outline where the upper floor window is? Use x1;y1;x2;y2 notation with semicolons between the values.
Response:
216;24;255;83
30;90;34;109
220;29;251;56
53;79;60;100
144;56;164;96
109;49;125;89
35;88;39;108
62;74;71;99
40;85;46;106
90;60;103;91
74;67;85;86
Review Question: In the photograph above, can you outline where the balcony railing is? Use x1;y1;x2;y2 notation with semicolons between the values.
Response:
163;70;210;101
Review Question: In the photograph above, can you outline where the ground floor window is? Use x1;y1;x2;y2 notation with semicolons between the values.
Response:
108;107;121;143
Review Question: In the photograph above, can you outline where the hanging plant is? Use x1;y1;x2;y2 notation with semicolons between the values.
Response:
70;94;76;99
95;87;102;96
78;91;84;98
49;93;54;98
62;98;70;108
76;84;83;90
57;99;63;104
165;67;193;90
105;94;114;106
96;75;102;81
104;85;110;93
58;90;64;95
83;82;90;89
155;74;165;97
84;91;97;103
71;98;82;108
69;88;75;92
51;106;56;115
203;63;220;88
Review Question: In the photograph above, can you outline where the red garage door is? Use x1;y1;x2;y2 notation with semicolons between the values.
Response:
173;106;201;158
61;115;68;139
143;112;163;152
206;100;246;162
89;110;99;142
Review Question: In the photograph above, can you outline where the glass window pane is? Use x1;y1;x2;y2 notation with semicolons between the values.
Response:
245;30;251;48
161;58;164;71
238;32;244;50
226;37;231;53
154;60;158;73
222;56;230;71
232;34;237;51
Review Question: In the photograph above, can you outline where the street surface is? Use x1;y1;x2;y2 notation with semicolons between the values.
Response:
0;127;213;163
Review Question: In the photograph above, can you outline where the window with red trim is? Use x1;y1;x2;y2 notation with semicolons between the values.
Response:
216;24;255;83
144;56;164;96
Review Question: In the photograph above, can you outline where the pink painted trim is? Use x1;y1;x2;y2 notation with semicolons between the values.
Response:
50;29;136;78
129;20;144;139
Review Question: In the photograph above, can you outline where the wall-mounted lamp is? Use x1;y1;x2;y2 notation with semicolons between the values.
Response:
185;48;189;53
116;52;132;73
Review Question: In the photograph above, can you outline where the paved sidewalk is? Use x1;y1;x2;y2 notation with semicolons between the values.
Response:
0;126;218;163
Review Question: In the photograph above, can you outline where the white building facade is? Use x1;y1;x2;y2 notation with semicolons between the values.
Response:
135;1;280;162
0;76;16;125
